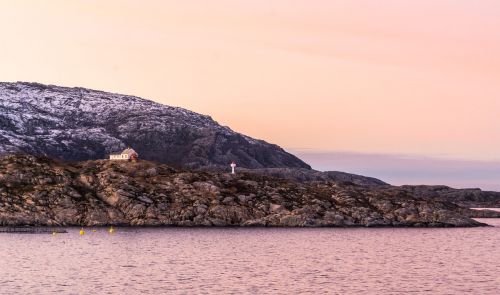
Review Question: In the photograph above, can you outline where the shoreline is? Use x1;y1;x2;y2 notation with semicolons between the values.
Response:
0;155;488;229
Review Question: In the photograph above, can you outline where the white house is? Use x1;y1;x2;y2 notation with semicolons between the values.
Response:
109;148;139;161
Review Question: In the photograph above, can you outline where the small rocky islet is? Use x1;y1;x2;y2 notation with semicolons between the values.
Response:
0;155;485;227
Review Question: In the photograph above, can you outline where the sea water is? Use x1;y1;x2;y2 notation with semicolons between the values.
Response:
0;219;499;294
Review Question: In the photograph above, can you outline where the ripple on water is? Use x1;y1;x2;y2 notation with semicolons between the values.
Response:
0;226;499;294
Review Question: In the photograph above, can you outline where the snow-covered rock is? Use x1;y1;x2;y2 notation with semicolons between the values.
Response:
0;82;310;169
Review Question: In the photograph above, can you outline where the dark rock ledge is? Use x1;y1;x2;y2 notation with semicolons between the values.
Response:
0;155;485;227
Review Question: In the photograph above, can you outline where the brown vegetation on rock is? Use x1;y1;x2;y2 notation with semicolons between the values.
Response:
0;155;484;227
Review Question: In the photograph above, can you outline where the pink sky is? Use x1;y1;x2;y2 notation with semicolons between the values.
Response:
1;1;499;160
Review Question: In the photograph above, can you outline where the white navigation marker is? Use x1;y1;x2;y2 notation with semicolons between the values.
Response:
230;161;236;174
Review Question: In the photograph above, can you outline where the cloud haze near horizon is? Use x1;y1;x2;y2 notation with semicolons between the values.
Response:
293;150;500;191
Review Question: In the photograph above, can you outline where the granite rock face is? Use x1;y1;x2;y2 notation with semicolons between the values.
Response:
0;82;309;169
0;155;483;227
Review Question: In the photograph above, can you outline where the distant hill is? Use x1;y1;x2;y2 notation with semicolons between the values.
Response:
0;82;310;169
236;167;389;186
401;185;500;208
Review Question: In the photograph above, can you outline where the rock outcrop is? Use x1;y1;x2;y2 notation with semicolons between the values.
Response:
401;185;500;208
459;208;500;218
237;167;388;186
0;82;309;169
0;155;483;227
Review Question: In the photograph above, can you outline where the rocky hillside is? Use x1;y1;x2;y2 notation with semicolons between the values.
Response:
401;185;500;208
237;167;389;186
0;155;483;227
0;82;309;169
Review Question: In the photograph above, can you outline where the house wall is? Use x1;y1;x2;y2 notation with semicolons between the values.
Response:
109;154;130;160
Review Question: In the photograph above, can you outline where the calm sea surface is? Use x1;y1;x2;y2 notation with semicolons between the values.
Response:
1;219;499;295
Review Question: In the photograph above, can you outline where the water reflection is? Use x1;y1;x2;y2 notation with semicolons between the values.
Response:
0;224;499;294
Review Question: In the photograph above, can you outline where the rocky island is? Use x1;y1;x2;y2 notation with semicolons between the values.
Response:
0;82;497;227
0;155;484;227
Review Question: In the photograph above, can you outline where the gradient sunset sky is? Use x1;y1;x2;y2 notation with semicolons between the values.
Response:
1;1;499;187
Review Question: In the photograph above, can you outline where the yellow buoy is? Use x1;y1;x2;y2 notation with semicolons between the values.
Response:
52;231;57;236
79;228;85;236
108;226;115;234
